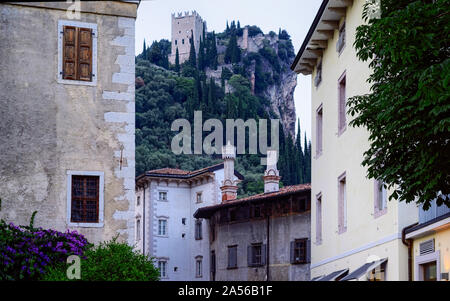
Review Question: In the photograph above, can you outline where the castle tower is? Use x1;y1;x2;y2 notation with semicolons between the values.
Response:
220;142;239;202
169;11;206;65
263;150;281;193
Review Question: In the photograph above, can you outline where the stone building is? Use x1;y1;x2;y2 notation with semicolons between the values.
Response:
291;0;418;281
169;10;206;65
135;158;243;281
194;150;312;281
0;1;139;245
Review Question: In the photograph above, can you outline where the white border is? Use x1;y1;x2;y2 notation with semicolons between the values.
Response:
58;20;98;86
66;170;104;228
415;250;441;281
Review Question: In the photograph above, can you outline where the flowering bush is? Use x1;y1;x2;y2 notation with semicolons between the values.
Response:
0;219;90;280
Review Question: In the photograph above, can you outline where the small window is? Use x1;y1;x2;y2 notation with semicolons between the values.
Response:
338;72;347;135
228;245;238;269
210;222;216;242
70;175;99;223
374;180;387;217
338;173;347;234
136;219;141;241
420;261;437;281
316;193;322;244
196;192;203;203
182;218;186;225
175;39;177;45
137;196;140;206
159;191;167;201
158;261;167;278
211;251;216;279
195;219;202;240
182;39;185;44
158;219;167;236
337;21;346;54
196;258;203;278
316;104;323;156
314;61;322;87
248;244;266;267
290;238;309;264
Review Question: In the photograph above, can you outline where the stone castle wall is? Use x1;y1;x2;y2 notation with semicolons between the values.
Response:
169;11;205;65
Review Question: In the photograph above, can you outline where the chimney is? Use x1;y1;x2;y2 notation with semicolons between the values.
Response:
263;150;281;193
220;141;239;202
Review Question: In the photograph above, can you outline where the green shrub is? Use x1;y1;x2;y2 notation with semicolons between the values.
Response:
42;238;160;281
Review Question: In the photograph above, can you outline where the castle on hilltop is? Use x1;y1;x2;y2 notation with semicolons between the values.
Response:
169;11;206;65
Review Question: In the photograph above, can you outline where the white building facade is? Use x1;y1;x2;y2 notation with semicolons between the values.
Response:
135;163;242;281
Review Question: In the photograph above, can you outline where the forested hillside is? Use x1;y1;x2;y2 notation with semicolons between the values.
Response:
135;22;311;196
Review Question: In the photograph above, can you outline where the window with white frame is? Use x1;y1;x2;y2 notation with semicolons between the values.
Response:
195;257;203;278
58;20;97;86
136;219;141;241
159;191;167;201
195;219;202;240
158;219;168;236
67;170;104;228
196;192;203;203
158;261;167;278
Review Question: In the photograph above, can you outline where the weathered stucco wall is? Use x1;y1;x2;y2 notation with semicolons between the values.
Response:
0;2;136;245
211;211;310;281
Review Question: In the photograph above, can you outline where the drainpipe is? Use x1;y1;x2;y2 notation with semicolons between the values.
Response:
266;214;270;281
401;222;418;281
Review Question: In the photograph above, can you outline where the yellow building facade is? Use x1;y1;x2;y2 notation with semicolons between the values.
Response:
291;0;418;280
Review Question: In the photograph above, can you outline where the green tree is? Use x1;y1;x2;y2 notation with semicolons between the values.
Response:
175;47;180;74
348;0;450;209
188;33;197;68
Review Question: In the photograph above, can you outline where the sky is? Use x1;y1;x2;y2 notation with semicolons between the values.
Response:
135;0;322;144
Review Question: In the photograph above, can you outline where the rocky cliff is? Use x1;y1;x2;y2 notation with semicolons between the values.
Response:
206;28;298;137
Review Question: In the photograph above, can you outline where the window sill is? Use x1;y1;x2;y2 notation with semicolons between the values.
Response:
227;266;238;270
374;208;387;219
291;261;308;265
58;78;97;87
68;222;104;228
337;125;347;137
155;235;169;238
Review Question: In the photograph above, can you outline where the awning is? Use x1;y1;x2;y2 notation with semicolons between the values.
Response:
311;275;325;281
340;258;388;281
318;268;349;281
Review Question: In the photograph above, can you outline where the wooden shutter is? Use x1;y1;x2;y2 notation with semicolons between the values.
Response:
306;239;311;263
77;27;93;81
247;245;252;267
63;26;77;80
290;241;295;264
261;244;267;265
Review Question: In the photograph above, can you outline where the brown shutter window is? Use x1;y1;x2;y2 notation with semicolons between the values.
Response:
77;27;93;81
62;26;93;82
62;26;77;80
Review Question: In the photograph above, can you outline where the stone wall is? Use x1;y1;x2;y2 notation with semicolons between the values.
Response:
211;211;311;281
0;2;136;245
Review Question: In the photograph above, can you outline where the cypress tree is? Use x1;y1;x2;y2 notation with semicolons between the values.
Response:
295;119;304;184
175;47;180;74
143;39;147;59
189;32;197;68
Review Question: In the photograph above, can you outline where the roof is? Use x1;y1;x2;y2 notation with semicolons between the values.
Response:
136;162;244;183
291;0;353;75
318;268;349;281
194;183;311;218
